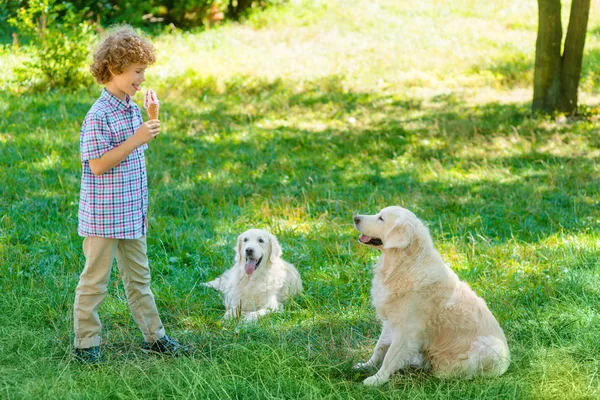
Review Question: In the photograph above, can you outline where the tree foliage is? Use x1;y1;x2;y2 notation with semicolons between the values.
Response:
2;0;285;33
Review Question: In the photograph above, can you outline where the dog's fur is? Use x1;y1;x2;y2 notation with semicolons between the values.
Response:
353;206;509;386
204;229;302;322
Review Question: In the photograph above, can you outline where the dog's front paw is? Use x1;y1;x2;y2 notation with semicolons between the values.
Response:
363;374;388;386
223;309;238;320
353;361;373;370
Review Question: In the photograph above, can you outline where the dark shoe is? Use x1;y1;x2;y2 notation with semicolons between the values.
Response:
74;346;104;364
142;335;191;356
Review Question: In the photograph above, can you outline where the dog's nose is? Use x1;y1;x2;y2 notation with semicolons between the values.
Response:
245;248;254;256
354;216;361;224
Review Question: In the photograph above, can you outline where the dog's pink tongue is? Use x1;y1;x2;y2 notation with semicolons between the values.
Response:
359;235;372;243
245;259;258;275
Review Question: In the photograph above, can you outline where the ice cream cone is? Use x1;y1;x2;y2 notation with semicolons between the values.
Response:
144;89;160;120
147;103;160;120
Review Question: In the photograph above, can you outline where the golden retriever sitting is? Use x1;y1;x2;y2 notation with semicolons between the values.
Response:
353;206;509;386
204;229;302;322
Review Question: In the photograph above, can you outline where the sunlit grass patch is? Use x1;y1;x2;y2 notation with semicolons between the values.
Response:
529;347;600;399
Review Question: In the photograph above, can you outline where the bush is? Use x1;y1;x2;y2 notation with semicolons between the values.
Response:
8;0;96;90
2;0;286;90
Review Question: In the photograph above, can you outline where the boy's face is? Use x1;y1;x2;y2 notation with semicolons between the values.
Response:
106;63;147;100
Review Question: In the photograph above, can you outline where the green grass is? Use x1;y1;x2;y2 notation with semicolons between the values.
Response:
1;0;600;398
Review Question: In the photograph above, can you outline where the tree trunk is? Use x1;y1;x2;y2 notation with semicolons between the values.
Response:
533;0;563;113
228;0;254;20
533;0;591;115
559;0;591;113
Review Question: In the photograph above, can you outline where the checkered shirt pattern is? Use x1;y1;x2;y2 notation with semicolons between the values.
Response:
78;89;149;239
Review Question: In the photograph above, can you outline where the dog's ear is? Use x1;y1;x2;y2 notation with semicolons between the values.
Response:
269;233;282;262
384;220;413;249
235;233;244;264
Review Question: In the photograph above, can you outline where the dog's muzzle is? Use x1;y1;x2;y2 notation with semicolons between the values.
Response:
359;235;383;246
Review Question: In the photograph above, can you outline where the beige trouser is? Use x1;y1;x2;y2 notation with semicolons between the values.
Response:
73;236;165;349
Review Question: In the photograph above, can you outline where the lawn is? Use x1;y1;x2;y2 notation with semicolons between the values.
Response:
1;0;600;398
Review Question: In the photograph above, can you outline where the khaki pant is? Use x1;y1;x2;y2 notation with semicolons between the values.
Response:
73;236;165;349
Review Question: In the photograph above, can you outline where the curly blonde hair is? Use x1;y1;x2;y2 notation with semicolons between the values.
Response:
90;25;156;84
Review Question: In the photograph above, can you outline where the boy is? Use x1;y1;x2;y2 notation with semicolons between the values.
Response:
74;26;188;363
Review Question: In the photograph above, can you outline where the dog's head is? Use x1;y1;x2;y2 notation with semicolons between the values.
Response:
235;229;282;275
353;206;423;250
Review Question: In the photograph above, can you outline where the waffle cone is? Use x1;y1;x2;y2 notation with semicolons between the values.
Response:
147;103;160;120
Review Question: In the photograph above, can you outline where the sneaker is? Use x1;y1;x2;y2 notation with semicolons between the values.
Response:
142;335;191;356
74;346;104;364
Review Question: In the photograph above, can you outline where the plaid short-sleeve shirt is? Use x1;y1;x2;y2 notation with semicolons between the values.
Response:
78;89;149;239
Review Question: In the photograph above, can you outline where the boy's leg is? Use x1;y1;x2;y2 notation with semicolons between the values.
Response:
115;236;165;342
73;236;118;348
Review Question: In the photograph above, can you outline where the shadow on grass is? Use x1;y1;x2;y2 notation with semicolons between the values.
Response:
2;76;600;361
139;78;600;245
3;75;596;247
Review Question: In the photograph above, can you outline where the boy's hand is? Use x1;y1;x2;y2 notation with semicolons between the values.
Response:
88;120;161;176
134;120;161;145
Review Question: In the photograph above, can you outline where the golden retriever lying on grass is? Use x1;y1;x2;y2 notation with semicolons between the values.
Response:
353;206;509;386
204;229;302;322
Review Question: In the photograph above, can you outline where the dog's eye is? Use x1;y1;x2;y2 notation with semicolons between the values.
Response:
378;216;384;221
258;238;264;243
243;238;248;242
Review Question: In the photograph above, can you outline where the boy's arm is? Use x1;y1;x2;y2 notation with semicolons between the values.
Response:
89;120;160;176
